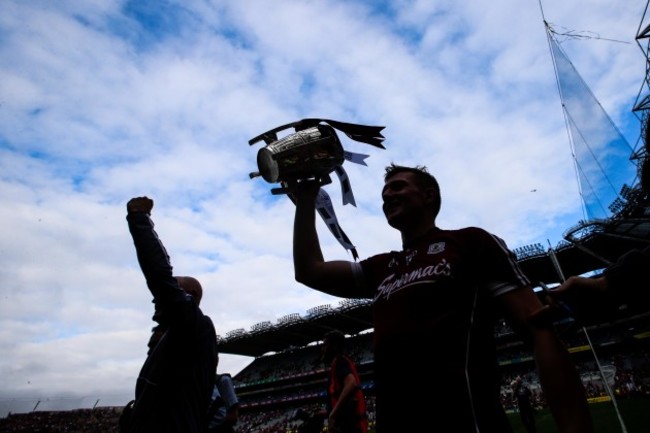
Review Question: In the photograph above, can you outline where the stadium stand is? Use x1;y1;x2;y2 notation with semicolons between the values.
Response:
0;407;123;432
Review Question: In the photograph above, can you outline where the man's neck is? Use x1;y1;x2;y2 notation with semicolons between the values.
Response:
400;221;437;247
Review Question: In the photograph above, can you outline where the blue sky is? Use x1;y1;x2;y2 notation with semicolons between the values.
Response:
0;0;645;409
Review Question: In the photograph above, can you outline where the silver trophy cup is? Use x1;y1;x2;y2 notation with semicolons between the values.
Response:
251;124;344;193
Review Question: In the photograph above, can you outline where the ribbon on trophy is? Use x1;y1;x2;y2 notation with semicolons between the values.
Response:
338;151;371;206
285;184;360;260
248;119;385;259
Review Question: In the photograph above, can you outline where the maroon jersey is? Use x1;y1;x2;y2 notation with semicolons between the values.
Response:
327;354;368;433
355;226;530;433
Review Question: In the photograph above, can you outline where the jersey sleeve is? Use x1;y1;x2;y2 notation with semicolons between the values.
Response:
465;227;531;297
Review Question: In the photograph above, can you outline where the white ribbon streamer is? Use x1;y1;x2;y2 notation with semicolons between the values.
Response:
315;188;357;256
344;150;370;166
334;166;356;207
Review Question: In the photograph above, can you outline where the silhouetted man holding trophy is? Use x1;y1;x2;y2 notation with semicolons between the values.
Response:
249;119;594;433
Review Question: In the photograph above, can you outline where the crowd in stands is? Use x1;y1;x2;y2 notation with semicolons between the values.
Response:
0;407;123;433
234;398;378;433
235;337;373;387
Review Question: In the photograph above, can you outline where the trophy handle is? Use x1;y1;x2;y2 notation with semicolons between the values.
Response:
318;173;333;187
270;174;332;195
270;186;291;195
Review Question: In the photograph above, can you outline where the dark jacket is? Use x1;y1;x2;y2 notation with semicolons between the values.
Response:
125;212;218;433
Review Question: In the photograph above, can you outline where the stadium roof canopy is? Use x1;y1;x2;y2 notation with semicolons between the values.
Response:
517;216;650;284
217;298;373;357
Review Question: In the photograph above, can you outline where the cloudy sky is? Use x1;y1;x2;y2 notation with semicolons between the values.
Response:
0;0;645;411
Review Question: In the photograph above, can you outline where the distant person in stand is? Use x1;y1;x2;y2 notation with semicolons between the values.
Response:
321;330;368;433
290;163;594;433
512;376;537;433
123;196;218;433
207;353;240;433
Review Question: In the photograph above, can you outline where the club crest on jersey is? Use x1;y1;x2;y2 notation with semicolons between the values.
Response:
428;242;445;255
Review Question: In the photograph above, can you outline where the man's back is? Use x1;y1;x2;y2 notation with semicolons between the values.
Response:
129;312;217;433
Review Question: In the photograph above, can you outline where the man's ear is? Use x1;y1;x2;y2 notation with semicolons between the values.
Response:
423;187;436;203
